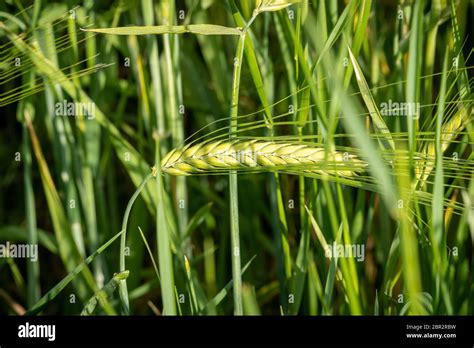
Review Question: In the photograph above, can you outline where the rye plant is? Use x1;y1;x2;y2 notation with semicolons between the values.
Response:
0;0;472;316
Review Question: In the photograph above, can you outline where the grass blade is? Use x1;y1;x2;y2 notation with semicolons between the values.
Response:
26;230;124;315
82;24;241;36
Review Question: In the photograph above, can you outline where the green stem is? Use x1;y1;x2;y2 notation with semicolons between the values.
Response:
229;31;246;315
163;0;188;240
23;121;40;307
246;14;257;30
155;138;177;315
118;172;153;314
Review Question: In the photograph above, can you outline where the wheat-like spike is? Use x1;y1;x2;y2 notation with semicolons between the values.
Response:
159;140;367;177
416;104;472;186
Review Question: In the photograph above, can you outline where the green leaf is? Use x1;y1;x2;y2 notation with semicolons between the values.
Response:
184;202;213;239
81;271;129;315
27;120;96;297
26;230;124;315
82;24;241;36
230;0;273;125
200;256;256;314
155;141;177;315
348;46;395;152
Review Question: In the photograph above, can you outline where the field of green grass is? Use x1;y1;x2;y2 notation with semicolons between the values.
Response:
0;0;473;316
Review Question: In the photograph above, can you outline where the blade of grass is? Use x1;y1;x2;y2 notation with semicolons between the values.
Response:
395;150;425;315
242;283;261;315
228;30;246;315
141;0;166;153
117;173;154;314
82;24;242;36
26;115;97;299
80;271;128;315
26;230;124;316
431;51;453;314
154;138;177;315
348;46;395;151
406;0;423;158
20;104;40;307
200;255;256;314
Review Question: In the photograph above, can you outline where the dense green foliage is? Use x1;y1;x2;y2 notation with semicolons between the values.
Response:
0;0;473;315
